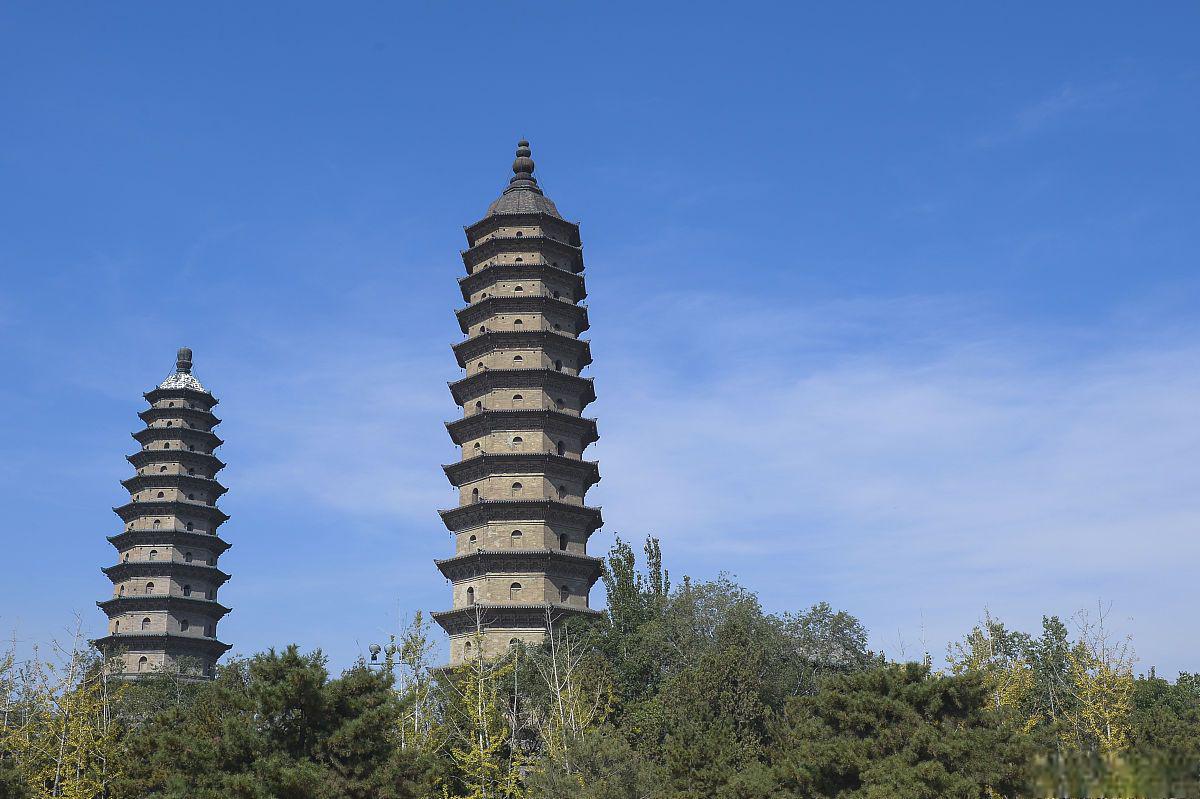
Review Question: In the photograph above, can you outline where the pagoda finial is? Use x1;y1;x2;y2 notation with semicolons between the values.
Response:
510;139;536;185
176;347;193;374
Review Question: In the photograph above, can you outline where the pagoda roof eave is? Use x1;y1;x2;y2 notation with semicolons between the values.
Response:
107;528;231;554
119;473;228;497
96;595;232;618
441;452;600;489
143;386;219;406
435;549;603;587
112;499;230;524
458;262;586;303
444;409;599;446
131;427;223;448
438;499;603;534
447;369;597;407
464;211;580;242
431;602;601;636
126;449;226;471
454;295;589;334
91;632;232;655
101;561;231;585
452;331;592;370
460;235;584;273
138;406;221;426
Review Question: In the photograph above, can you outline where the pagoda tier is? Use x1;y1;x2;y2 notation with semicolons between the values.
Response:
93;348;233;679
435;142;605;665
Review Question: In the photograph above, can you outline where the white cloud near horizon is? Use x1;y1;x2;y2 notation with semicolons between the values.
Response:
202;288;1200;673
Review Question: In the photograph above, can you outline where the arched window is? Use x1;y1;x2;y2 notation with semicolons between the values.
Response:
148;549;158;561
180;619;190;631
513;355;523;364
168;402;175;407
468;534;477;547
165;421;173;427
156;491;165;498
560;585;570;602
559;534;568;551
479;326;486;334
556;440;565;456
464;640;472;654
511;530;522;547
145;582;154;594
141;617;151;631
114;619;120;631
471;488;480;503
554;360;563;372
509;638;520;647
183;584;192;597
555;397;565;410
511;436;523;449
472;442;481;453
123;553;130;562
118;584;125;595
514;284;524;292
159;465;167;472
515;230;524;238
185;522;193;531
163;443;170;449
510;481;522;497
514;256;523;262
557;484;567;499
512;393;523;405
138;656;148;671
184;551;193;563
514;318;523;327
152;519;161;527
466;586;475;605
475;401;483;413
509;582;522;600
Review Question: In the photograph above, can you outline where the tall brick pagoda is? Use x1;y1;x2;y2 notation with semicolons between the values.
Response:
433;141;604;664
93;348;232;677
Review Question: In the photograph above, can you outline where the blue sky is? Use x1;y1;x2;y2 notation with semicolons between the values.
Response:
2;3;1198;674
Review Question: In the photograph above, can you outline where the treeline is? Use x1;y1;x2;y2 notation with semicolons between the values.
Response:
2;537;1199;798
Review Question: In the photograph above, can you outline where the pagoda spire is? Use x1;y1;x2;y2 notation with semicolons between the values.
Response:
93;348;233;678
433;141;604;664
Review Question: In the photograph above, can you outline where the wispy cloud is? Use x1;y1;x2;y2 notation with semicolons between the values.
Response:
978;81;1132;146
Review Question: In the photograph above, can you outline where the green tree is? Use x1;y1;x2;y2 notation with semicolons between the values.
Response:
115;645;435;799
771;663;1031;798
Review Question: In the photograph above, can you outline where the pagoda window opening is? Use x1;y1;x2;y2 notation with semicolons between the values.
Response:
466;586;475;605
512;393;523;405
473;442;481;452
511;530;522;547
509;582;522;600
557;440;565;456
165;421;173;427
152;519;161;527
479;326;486;334
471;488;480;503
515;230;523;237
554;360;563;372
468;534;477;546
180;619;190;631
552;290;561;298
207;589;215;599
514;318;523;327
187;445;195;451
163;443;170;449
183;585;192;597
159;465;167;472
168;402;175;407
514;257;523;262
205;625;213;636
555;397;565;409
513;355;523;364
510;482;523;497
118;585;125;595
157;491;165;498
515;285;524;292
475;401;483;412
140;618;150;631
145;582;155;593
148;550;158;561
114;619;120;631
187;468;194;475
560;585;570;602
559;534;568;551
185;522;193;531
509;638;520;647
137;656;148;671
557;484;567;499
184;552;193;563
464;640;472;654
511;436;523;449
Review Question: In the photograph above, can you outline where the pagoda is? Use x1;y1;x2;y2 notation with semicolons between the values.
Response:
433;141;604;664
93;348;233;678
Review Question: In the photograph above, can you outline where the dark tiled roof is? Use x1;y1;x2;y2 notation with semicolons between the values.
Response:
484;140;563;219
